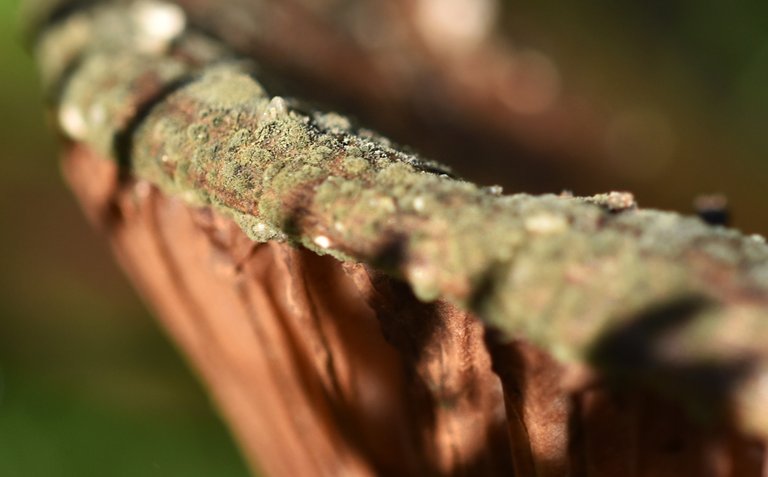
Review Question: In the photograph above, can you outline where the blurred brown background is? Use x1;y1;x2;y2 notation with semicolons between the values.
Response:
1;0;767;475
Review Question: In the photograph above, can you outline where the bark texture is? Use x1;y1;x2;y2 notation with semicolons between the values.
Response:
28;0;768;475
64;145;765;476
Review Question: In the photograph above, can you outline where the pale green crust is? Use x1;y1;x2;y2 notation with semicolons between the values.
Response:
31;0;768;437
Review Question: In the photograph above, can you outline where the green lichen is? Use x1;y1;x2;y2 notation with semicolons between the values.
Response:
33;0;768;439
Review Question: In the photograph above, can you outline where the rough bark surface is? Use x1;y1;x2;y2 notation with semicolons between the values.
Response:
28;0;768;475
64;145;766;476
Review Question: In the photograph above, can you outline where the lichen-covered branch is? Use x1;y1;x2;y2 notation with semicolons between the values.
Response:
29;0;768;439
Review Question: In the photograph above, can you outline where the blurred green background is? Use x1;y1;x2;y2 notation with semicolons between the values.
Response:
1;0;767;476
0;0;250;475
501;0;768;234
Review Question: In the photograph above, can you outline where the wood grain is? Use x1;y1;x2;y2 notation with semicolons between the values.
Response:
61;144;766;476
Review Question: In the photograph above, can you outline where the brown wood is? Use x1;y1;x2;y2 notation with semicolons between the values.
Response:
61;144;767;476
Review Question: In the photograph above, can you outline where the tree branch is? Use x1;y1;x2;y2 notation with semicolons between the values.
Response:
29;0;768;456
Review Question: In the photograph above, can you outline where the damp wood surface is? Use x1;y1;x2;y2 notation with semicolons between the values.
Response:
26;0;768;475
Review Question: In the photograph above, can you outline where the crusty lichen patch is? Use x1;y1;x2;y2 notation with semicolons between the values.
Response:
32;0;768;438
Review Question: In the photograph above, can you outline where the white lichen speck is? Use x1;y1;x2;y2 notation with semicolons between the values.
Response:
59;104;88;139
132;1;186;53
524;213;568;235
260;96;288;122
313;235;332;249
